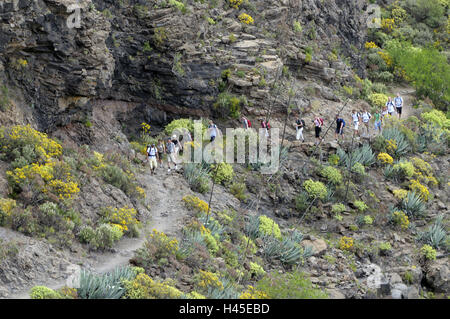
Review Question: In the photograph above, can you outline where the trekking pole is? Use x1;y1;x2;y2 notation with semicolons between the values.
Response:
344;130;356;203
300;98;350;172
205;161;220;227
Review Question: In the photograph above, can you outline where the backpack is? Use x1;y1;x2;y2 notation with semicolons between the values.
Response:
267;122;271;129
247;119;252;128
342;119;346;128
319;118;324;127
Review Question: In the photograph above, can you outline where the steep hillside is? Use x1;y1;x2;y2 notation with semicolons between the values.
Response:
0;0;448;300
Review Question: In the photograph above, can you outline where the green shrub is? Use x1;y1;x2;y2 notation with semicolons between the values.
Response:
331;203;346;214
420;244;437;261
386;40;449;110
230;182;247;201
352;162;365;175
249;262;266;278
30;286;63;299
259;215;282;240
320;166;343;185
79;224;123;250
328;154;339;166
368;93;388;108
303;180;327;200
211;162;233;184
213;92;242;118
421;109;450;129
353;200;368;212
256;271;328;299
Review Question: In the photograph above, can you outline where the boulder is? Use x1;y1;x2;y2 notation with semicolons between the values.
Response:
425;259;449;293
301;239;327;256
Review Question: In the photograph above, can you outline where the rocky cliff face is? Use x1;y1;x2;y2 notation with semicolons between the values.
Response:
1;0;367;132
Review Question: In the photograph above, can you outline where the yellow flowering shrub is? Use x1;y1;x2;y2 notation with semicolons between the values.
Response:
393;189;408;200
386;139;397;155
44;179;80;200
7;160;80;200
238;13;254;25
103;206;140;232
148;229;179;255
365;42;379;49
123;273;183;299
1;125;62;162
392;211;409;230
240;286;269;299
135;186;146;199
393;161;415;178
182;195;209;213
409;179;430;201
0;198;16;225
186;291;206;299
229;0;243;8
381;18;395;32
0;198;16;216
377;152;393;165
196;270;223;290
377;50;393;66
339;236;354;250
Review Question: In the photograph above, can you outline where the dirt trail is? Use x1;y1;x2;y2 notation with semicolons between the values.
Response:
7;167;192;299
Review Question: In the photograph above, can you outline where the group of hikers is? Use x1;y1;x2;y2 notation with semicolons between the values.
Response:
145;120;219;175
146;93;405;173
294;93;404;144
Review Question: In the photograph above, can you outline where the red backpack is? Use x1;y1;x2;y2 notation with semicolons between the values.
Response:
319;118;324;127
247;119;252;128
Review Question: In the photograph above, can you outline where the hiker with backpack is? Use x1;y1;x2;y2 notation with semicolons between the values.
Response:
242;116;251;129
313;116;324;145
146;143;159;175
374;109;382;134
335;115;345;141
295;116;305;142
166;137;178;172
361;109;372;137
394;93;403;119
386;97;395;116
261;118;270;137
351;109;361;137
156;139;165;168
172;134;182;155
208;120;218;142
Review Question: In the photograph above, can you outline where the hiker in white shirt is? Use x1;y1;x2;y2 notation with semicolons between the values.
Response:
361;109;372;137
386;97;395;116
394;93;403;119
351;110;360;137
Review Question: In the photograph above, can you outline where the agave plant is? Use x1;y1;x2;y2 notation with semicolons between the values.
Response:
382;127;411;158
337;144;375;168
206;277;239;299
417;215;448;250
77;266;137;299
278;237;302;265
178;229;207;258
183;163;210;193
244;214;261;240
400;191;426;219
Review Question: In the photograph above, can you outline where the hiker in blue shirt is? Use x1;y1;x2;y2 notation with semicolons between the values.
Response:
394;93;403;119
335;114;345;142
